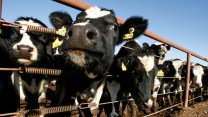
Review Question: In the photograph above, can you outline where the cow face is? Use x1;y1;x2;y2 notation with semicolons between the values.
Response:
150;41;171;65
158;59;183;80
7;17;51;66
50;7;148;79
191;63;204;87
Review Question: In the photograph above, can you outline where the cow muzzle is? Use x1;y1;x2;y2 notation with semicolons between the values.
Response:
15;45;34;65
67;24;99;49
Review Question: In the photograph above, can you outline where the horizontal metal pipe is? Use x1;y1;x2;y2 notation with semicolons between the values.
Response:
53;0;208;62
143;31;208;62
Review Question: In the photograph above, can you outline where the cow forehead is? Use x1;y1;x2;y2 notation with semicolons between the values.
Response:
193;65;203;71
85;7;111;19
16;20;42;27
172;59;183;68
74;22;88;26
153;41;164;46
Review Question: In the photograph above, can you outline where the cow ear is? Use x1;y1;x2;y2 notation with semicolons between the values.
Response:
143;42;150;51
0;22;12;39
166;45;171;51
49;11;73;30
118;16;148;44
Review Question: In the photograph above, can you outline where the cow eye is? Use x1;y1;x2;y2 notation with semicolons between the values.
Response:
10;29;22;42
109;25;118;31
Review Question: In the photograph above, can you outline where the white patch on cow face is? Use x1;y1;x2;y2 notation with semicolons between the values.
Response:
74;22;89;26
68;50;86;67
16;20;42;27
153;41;163;45
69;50;98;78
138;55;155;76
192;65;204;87
85;7;111;19
172;59;183;80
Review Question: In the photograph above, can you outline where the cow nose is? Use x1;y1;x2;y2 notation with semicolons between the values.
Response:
144;98;153;108
16;45;33;60
195;83;202;87
68;24;99;40
86;29;98;40
17;45;34;52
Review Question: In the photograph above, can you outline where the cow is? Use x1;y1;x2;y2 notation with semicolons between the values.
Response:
0;26;19;115
182;62;206;104
49;6;148;116
156;59;184;109
3;17;54;114
202;66;208;99
142;42;172;111
99;40;158;116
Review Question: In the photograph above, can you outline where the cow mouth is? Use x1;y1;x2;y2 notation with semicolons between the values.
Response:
14;50;34;65
17;58;33;66
66;49;103;67
68;48;103;56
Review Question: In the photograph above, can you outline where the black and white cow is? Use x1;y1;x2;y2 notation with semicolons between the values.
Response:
182;62;206;104
49;6;148;116
156;59;184;108
4;17;54;112
0;27;19;114
142;42;171;111
101;40;157;116
202;66;208;98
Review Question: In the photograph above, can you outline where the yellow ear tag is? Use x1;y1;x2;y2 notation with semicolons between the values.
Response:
157;70;164;77
56;26;67;37
122;27;134;40
52;37;63;48
128;93;132;97
121;62;127;71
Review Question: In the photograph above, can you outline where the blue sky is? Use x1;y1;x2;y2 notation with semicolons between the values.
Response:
2;0;208;66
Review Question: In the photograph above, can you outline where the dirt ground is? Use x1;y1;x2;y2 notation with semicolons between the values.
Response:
171;100;208;117
146;100;208;117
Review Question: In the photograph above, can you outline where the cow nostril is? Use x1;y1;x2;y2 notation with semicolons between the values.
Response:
87;31;97;39
68;30;73;37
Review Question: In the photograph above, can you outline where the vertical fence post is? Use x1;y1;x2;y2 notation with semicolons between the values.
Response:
184;53;191;107
0;0;2;18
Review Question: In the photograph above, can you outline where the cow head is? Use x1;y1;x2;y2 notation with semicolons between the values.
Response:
191;63;205;87
49;7;148;110
50;7;148;79
150;41;171;65
5;17;52;67
158;59;183;80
